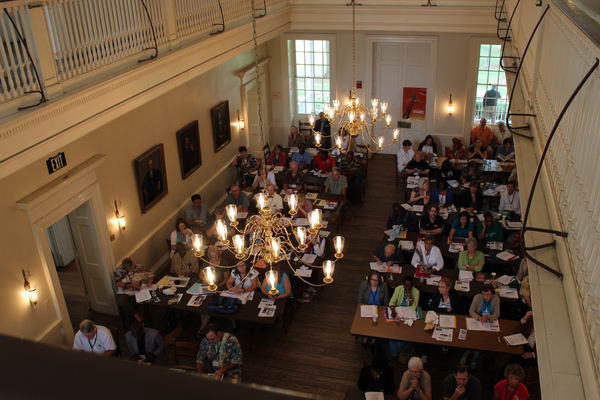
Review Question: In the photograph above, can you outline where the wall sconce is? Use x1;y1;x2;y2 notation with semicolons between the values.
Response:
22;270;38;306
235;109;245;131
113;200;126;231
447;93;454;115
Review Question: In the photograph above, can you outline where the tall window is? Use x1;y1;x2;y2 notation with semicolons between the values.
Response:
474;44;509;124
289;40;331;115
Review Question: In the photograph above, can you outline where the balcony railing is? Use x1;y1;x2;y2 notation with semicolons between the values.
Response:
0;0;289;110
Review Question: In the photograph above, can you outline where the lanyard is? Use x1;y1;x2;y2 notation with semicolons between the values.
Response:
87;335;98;351
369;290;379;305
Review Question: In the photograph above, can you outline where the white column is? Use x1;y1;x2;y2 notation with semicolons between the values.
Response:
161;0;178;46
27;4;59;89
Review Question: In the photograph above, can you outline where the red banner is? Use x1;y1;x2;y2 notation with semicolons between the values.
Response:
402;87;427;120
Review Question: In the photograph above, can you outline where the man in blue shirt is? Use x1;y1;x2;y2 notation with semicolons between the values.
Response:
291;143;313;169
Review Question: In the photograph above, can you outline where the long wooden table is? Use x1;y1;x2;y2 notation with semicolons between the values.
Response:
350;306;523;355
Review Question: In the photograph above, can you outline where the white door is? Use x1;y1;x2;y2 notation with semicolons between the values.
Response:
373;41;433;154
67;202;115;314
245;73;270;156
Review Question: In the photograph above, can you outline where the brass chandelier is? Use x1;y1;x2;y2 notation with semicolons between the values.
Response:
189;1;345;295
309;0;399;152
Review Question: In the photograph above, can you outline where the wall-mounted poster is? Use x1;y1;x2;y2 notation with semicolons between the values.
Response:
176;120;202;179
211;101;232;153
402;87;427;120
134;144;168;213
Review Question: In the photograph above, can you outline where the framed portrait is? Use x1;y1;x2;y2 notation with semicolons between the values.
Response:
176;120;202;179
211;101;231;153
402;87;427;120
134;144;168;213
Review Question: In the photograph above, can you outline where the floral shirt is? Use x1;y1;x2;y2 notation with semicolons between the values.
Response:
235;154;258;175
196;332;242;380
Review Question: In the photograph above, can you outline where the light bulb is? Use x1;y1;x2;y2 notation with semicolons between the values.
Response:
309;209;322;231
287;193;298;213
203;266;217;290
360;113;366;122
233;234;245;255
371;98;379;108
296;226;307;246
378;136;384;149
271;237;281;259
333;99;340;110
309;114;316;127
266;269;279;295
348;112;355;122
118;215;126;229
192;234;203;255
314;132;322;146
393;128;400;141
335;136;342;149
323;260;335;283
380;102;388;114
226;204;237;224
216;219;227;242
333;235;345;257
385;114;392;127
256;193;267;210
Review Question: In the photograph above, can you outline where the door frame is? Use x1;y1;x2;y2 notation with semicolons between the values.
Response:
17;155;118;344
364;35;439;139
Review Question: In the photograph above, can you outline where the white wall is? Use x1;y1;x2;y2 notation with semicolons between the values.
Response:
268;31;500;151
0;46;265;346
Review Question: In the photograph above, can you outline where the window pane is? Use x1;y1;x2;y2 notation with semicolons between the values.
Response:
477;71;488;84
290;40;331;114
315;53;323;65
296;65;305;77
480;45;490;56
323;80;330;90
490;45;502;57
314;66;323;78
314;41;323;52
298;103;306;114
297;78;305;90
305;78;314;90
479;57;490;70
295;40;304;51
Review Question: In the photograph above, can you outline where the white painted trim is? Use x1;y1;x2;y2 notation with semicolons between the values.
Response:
16;154;118;345
37;319;64;346
364;35;438;136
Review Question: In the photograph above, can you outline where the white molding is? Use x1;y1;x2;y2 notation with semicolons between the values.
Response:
0;7;292;180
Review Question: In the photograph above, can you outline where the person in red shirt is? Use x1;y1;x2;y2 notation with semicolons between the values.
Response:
313;150;335;172
493;364;530;400
267;144;287;167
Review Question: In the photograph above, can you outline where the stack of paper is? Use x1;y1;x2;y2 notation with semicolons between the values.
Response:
498;287;519;299
360;305;378;318
458;270;474;281
503;333;529;346
455;281;470;292
465;318;500;332
432;327;454;342
496;275;514;285
426;275;442;286
305;192;318;200
398;240;415;251
319;230;331;238
295;266;313;278
506;221;523;230
497;251;519;261
301;253;317;264
135;289;152;303
449;243;465;253
401;203;412;210
258;298;276;318
221;290;254;304
425;311;439;324
369;262;387;272
411;205;424;213
439;315;457;328
186;283;212;295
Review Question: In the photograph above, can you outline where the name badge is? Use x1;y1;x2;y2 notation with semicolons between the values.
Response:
212;360;221;368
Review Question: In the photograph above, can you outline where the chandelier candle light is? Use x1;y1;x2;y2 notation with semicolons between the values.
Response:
308;0;400;152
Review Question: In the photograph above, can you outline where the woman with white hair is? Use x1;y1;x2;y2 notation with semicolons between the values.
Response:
397;356;432;400
409;178;431;206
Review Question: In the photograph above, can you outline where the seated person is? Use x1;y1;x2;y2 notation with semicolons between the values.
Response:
125;321;165;365
404;151;430;176
201;245;230;286
324;167;348;195
267;144;287;166
252;165;277;190
477;212;504;243
338;150;361;176
496;138;515;162
493;364;530;400
469;284;500;321
431;180;454;206
493;120;511;144
170;243;199;277
305;233;326;257
283;161;304;193
518;304;537;367
185;194;209;233
412;235;444;272
409;178;431;206
357;271;389;305
397;140;415;172
460;161;483;183
265;184;283;212
418;205;444;236
448;212;474;243
418;135;437;156
313;150;336;172
387;202;406;229
468;137;487;160
170;218;193;253
389;275;420;310
288;125;306;147
296;191;313;218
373;243;403;266
260;265;292;300
439;159;460;181
471;118;494;149
458;238;485;272
232;146;258;187
291;143;313;169
429;277;461;314
499;181;521;216
196;323;242;382
226;261;258;294
73;320;116;355
224;184;250;212
115;258;153;328
206;207;234;240
461;182;483;213
443;365;482;400
445;137;467;160
397;357;433;400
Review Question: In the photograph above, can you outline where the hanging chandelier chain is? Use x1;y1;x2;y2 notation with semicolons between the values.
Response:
251;0;265;148
352;0;356;92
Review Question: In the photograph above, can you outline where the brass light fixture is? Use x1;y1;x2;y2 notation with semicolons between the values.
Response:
22;270;38;306
113;200;126;231
447;93;454;115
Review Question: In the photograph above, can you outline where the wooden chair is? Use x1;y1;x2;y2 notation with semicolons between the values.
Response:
171;340;199;371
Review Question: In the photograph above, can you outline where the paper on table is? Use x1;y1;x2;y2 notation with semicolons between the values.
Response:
506;221;523;230
401;203;412;210
293;218;309;226
365;392;384;400
432;327;454;342
295;266;313;277
258;306;276;318
466;318;500;331
186;283;211;295
455;281;470;292
458;329;467;340
301;253;317;264
186;294;206;307
135;289;151;303
439;315;457;328
496;275;514;285
258;298;275;308
411;205;424;213
272;166;285;173
426;275;442;286
425;310;439;324
360;305;378;318
447;180;459;188
497;251;519;261
319;230;331;238
504;333;529;346
158;276;190;288
498;287;519;299
237;211;249;219
305;192;318;200
399;240;415;251
220;290;253;304
458;270;474;281
397;306;418;320
449;243;465;253
369;262;387;272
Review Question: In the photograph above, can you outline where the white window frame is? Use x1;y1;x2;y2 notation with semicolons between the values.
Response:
473;43;509;124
